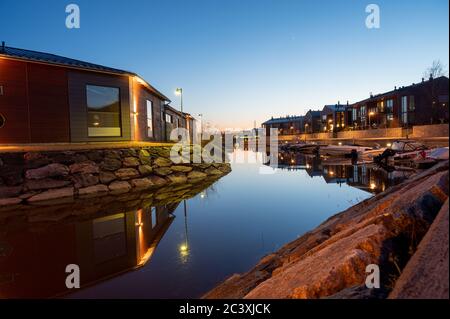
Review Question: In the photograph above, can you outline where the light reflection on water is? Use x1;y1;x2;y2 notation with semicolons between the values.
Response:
0;149;410;298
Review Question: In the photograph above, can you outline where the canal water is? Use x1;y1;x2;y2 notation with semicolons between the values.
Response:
0;149;411;298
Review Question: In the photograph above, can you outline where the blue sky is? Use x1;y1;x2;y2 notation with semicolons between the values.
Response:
1;0;448;129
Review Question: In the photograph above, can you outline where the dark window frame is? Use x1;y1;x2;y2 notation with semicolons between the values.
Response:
85;84;123;138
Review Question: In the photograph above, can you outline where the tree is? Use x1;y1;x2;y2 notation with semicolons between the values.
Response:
423;60;447;79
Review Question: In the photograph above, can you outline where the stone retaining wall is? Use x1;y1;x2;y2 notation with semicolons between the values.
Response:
412;123;449;138
0;146;231;209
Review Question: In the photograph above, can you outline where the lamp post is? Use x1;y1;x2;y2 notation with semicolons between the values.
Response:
175;88;183;113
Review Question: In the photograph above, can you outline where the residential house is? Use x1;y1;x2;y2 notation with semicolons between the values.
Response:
303;110;321;133
320;103;348;132
349;76;449;129
0;44;172;144
261;115;305;136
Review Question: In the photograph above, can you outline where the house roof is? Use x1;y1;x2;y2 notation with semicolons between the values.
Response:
262;116;304;125
353;76;449;105
164;104;185;117
305;110;321;117
322;104;347;113
0;45;170;101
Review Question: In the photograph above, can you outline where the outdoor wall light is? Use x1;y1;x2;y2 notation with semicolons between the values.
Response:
0;113;5;128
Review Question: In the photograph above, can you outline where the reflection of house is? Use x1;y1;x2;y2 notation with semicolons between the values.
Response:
0;204;177;298
268;152;411;194
0;45;195;144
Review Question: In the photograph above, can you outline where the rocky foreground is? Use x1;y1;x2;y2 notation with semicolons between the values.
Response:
204;161;449;299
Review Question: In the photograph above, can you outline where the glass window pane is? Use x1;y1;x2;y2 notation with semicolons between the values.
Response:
146;100;153;137
86;85;121;137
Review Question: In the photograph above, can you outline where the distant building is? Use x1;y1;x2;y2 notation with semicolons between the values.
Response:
262;115;304;135
349;76;449;129
320;103;348;133
303;110;321;133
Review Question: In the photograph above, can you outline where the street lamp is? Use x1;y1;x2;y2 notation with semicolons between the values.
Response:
175;88;183;113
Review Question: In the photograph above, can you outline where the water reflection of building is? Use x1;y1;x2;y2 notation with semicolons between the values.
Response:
269;152;412;194
0;203;178;298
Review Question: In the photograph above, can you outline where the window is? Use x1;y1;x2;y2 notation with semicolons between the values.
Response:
386;99;394;113
86;85;121;137
409;96;415;111
151;207;157;229
352;108;358;121
146;100;153;138
401;96;408;124
377;100;384;112
360;106;367;117
165;113;172;123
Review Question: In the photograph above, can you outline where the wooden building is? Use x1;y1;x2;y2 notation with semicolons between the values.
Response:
0;45;195;144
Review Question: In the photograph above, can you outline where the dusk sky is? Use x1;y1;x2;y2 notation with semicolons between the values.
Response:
1;0;448;129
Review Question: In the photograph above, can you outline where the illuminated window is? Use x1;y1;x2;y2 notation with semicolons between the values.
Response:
146;100;153;138
86;85;121;137
151;207;157;229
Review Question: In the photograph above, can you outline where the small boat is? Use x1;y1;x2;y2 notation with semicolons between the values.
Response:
360;148;386;161
281;142;324;154
319;145;372;157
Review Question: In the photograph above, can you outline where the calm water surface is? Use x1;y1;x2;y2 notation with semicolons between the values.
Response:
0;149;410;298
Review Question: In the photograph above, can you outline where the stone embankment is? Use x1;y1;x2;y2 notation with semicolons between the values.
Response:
0;146;231;210
204;161;449;299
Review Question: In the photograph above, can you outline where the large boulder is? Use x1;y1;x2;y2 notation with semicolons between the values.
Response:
69;161;99;174
138;165;153;176
389;199;449;299
154;157;173;167
123;157;140;167
108;181;131;195
154;167;173;176
101;158;122;171
115;168;140;180
25;163;69;180
167;173;188;184
99;171;117;184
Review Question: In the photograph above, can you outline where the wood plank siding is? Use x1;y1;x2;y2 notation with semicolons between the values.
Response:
0;59;71;143
27;63;70;143
0;59;30;143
